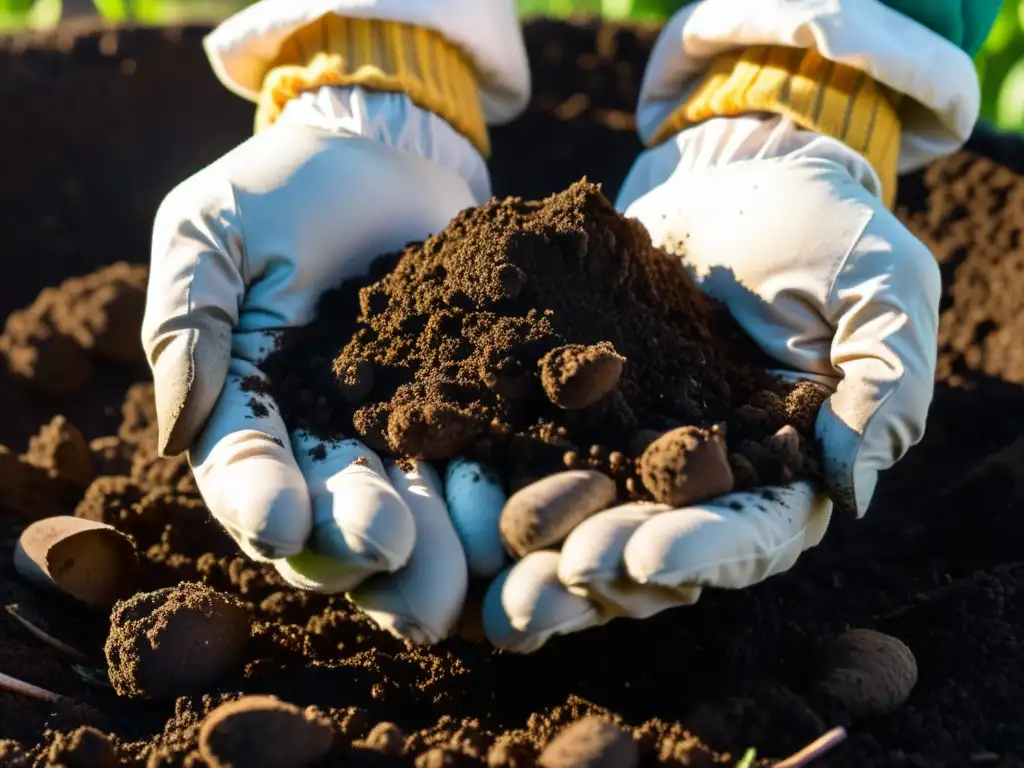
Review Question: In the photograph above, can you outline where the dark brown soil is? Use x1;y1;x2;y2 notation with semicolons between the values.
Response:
0;16;1023;768
259;181;820;495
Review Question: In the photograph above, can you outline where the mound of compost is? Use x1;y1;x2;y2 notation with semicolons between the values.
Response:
259;180;826;494
2;17;1024;768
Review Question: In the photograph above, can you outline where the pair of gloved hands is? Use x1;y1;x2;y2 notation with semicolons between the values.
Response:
141;0;978;652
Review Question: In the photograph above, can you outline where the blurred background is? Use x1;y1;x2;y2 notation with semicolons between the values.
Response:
2;0;1023;132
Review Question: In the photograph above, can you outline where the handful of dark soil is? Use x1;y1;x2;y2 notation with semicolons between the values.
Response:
258;181;827;498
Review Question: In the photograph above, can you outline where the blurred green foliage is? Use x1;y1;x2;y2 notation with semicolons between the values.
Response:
1;0;1022;130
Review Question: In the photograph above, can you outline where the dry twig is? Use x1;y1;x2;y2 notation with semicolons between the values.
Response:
775;727;848;768
0;671;68;704
5;603;93;663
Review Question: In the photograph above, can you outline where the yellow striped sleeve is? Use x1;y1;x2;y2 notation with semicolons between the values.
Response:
254;14;489;157
650;46;902;209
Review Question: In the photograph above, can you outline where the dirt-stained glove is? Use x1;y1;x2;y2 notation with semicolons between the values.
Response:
143;0;529;645
482;0;969;653
142;87;496;644
484;116;940;652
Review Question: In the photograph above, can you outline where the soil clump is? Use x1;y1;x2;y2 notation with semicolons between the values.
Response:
260;181;825;498
104;582;251;699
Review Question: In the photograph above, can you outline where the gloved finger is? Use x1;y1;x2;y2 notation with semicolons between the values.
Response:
624;482;832;591
188;358;311;562
289;431;415;580
557;502;702;620
143;180;245;457
349;461;468;645
815;211;941;517
444;458;508;578
482;551;604;654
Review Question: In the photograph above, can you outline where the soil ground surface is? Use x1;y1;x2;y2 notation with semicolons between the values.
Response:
0;17;1023;768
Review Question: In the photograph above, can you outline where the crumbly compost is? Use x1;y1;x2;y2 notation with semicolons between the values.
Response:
260;181;827;495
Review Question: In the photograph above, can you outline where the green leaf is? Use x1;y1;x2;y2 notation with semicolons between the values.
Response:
996;57;1024;131
27;0;60;27
91;0;129;20
735;748;757;768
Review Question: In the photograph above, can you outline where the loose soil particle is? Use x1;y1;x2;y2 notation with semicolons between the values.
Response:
0;17;1023;768
259;180;820;493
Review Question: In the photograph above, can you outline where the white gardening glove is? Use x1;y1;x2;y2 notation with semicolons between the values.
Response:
483;114;940;652
142;86;510;645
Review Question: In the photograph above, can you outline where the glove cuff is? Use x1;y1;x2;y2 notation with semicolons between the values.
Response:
648;45;902;209
255;15;489;157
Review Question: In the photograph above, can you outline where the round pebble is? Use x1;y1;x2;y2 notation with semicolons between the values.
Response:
815;629;918;718
199;695;334;768
538;717;638;768
500;470;617;557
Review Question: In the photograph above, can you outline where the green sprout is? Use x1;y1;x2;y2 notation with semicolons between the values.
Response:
735;747;757;768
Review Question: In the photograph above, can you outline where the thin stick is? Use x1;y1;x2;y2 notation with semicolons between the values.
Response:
5;604;93;663
774;727;848;768
0;671;68;704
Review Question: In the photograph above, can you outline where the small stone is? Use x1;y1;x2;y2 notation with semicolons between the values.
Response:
815;629;918;719
538;718;638;768
198;695;334;768
500;470;617;557
333;358;374;404
14;516;138;608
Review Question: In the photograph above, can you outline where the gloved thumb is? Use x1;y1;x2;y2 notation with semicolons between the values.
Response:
143;175;246;457
816;216;940;517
